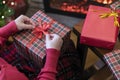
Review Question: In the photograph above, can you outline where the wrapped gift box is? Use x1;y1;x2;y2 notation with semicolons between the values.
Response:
80;5;119;50
110;0;120;16
104;49;120;80
110;0;120;11
13;10;71;68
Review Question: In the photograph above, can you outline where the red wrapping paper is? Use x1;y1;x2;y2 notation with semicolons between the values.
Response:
80;5;119;50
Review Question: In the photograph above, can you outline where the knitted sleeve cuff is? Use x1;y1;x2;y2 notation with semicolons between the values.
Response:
44;49;60;69
0;21;18;38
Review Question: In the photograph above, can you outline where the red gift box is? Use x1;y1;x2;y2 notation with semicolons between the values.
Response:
13;10;71;68
80;5;119;50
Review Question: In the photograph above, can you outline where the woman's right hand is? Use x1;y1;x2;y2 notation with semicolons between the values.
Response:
45;34;63;51
15;15;35;31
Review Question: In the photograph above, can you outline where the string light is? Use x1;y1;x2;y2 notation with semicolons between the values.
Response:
0;0;26;26
2;0;6;4
11;1;15;6
1;16;5;19
8;9;11;12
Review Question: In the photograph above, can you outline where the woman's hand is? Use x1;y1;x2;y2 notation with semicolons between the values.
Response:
15;15;35;30
46;34;63;51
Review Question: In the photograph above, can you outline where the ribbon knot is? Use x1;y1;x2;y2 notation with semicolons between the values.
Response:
99;11;119;27
32;20;51;39
27;19;54;47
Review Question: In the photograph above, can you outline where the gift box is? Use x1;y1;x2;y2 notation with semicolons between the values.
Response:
110;0;120;11
13;10;71;68
80;5;119;50
104;49;120;80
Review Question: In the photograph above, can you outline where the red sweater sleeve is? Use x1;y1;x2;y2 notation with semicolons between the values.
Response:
0;21;18;46
36;49;60;80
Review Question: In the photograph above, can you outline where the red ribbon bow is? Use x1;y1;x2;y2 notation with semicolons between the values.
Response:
32;19;51;39
27;19;53;47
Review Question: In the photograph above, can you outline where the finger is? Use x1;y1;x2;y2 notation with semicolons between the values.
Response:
23;15;35;26
50;34;60;39
49;34;58;38
46;34;51;41
28;19;35;26
22;24;34;29
48;34;57;40
53;34;63;43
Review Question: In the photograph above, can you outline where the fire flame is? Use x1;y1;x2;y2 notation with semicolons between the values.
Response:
96;0;113;4
51;0;114;14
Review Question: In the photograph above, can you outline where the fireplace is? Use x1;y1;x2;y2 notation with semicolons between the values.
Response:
43;0;115;18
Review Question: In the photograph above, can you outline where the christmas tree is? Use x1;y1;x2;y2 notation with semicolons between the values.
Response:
0;0;14;27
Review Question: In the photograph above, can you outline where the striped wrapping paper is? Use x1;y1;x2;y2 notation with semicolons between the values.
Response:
104;49;120;80
13;10;71;68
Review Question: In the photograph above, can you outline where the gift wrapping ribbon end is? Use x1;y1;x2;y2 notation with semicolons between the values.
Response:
99;11;119;27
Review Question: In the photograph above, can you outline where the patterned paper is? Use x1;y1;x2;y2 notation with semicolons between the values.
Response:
104;49;120;80
13;10;71;68
110;0;120;10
